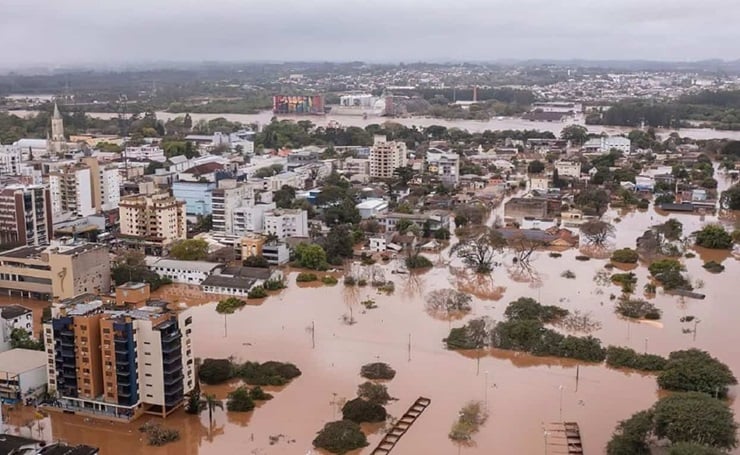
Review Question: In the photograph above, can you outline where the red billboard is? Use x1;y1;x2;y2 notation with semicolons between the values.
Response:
273;95;325;115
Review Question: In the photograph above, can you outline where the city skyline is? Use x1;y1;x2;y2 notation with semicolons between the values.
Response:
2;0;739;68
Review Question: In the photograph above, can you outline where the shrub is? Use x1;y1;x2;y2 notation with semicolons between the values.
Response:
215;297;246;314
247;285;268;298
296;272;319;282
616;298;661;320
243;255;270;268
606;346;667;371
611;273;638;293
377;281;395;294
360;362;396;380
503;297;568;323
445;317;494;350
313;420;368;454
649;259;691;290
249;386;273;401
343;275;356;286
405;254;433;269
198;358;233;384
237;361;302;386
684;252;696;259
611;248;639;264
227;386;255;412
322;275;339;285
140;423;180;446
575;255;590;261
657;349;737;397
357;382;392;405
695;224;734;250
425;289;473;316
549;252;562;258
561;270;576;279
342;397;387;423
263;277;287;290
357;278;368;286
703;261;725;273
449;401;488;442
637;199;649;210
361;299;377;309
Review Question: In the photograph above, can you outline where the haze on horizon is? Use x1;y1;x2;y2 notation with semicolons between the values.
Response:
2;0;739;69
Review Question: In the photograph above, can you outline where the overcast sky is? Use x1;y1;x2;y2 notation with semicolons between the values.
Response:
1;0;738;68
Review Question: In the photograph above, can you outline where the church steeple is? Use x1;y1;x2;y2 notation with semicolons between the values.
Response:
50;101;66;155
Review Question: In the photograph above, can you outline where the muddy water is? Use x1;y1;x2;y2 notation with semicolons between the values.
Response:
3;178;740;454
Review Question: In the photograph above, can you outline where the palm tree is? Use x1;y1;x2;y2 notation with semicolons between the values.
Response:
201;394;223;429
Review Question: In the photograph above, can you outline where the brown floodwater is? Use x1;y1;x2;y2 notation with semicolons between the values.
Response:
3;173;740;454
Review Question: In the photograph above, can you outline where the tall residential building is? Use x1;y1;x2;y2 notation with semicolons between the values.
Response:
49;103;67;155
0;184;53;249
49;164;95;219
369;135;407;179
44;299;195;420
0;145;23;174
0;241;110;300
263;209;308;239
81;157;121;213
119;192;187;244
425;149;460;184
211;179;255;235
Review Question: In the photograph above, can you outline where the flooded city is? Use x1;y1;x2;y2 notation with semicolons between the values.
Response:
2;171;738;454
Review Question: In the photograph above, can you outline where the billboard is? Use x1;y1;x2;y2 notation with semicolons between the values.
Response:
273;95;325;115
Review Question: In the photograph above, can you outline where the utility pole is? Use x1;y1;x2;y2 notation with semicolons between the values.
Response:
559;385;564;421
311;321;315;349
407;333;411;361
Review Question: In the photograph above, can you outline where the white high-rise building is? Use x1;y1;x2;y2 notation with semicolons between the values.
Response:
425;149;460;184
263;209;308;239
48;165;95;219
233;203;276;235
369;135;407;179
0;145;22;175
211;180;255;235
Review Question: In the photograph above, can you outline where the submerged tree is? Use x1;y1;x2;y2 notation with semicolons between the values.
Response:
425;289;473;318
450;227;506;274
580;220;615;247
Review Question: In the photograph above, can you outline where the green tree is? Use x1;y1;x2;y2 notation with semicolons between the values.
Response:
450;227;506;274
341;398;387;423
357;382;393;406
657;349;737;397
611;248;639;264
561;125;589;145
393;166;415;188
653;392;737;449
580;220;615;247
185;382;204;415
226;386;255;412
274;185;296;209
323;225;354;264
294;243;328;270
575;187;610;216
9;328;44;350
243;255;270;268
606;410;654;455
721;184;740;210
695;224;734;250
527;160;545;174
169;239;209;260
312;420;368;454
668;442;727;455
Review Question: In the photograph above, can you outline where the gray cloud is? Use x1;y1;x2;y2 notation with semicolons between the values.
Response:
1;0;738;68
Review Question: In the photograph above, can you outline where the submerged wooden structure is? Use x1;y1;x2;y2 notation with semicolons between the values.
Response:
370;397;431;454
545;422;584;454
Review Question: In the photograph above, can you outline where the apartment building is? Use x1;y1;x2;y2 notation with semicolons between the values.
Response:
425;149;460;184
0;184;53;249
44;299;195;420
263;209;309;239
211;179;255;235
233;203;276;235
119;192;187;244
81;157;121;213
0;145;23;174
583;136;631;154
49;165;95;219
369;135;407;179
0;241;110;300
342;157;370;175
123;145;166;162
555;160;582;179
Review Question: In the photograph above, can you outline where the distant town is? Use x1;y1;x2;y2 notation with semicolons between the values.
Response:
1;61;740;454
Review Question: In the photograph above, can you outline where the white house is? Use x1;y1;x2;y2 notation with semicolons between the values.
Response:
0;348;48;402
145;257;220;285
635;175;655;192
124;145;167;162
584;136;631;154
369;236;387;252
530;176;550;191
356;199;389;219
555;161;582;179
1;305;33;353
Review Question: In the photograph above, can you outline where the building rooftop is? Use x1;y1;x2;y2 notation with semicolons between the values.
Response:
145;257;221;274
0;434;41;454
0;304;32;320
356;199;388;210
39;443;99;455
0;348;47;375
0;245;46;259
66;301;104;316
201;274;256;290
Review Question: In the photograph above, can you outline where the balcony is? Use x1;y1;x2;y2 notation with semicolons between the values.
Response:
163;363;182;376
161;343;181;355
116;370;131;377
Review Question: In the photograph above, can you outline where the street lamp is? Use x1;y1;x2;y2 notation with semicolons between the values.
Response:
558;385;564;421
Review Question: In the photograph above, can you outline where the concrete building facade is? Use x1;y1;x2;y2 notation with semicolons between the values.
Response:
425;150;460;184
172;182;215;217
369;135;407;179
44;300;195;420
119;192;187;244
263;209;309;239
49;165;95;219
0;184;53;249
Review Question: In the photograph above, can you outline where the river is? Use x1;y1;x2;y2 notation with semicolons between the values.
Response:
10;109;740;141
